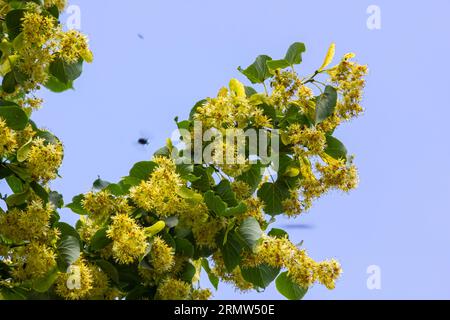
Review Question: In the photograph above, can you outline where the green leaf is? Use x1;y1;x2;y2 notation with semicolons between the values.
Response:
5;9;25;40
30;181;49;203
16;138;33;162
324;135;348;160
104;182;129;196
257;181;290;215
54;222;80;240
0;287;27;300
153;146;170;158
175;238;194;258
49;58;83;84
238;217;263;250
129;161;157;180
66;194;89;215
244;86;257;97
220;232;244;272
6;188;30;207
284;42;306;65
35;129;60;145
241;264;280;289
315;85;337;124
93;177;111;190
2;71;17;94
181;262;196;283
189;99;207;120
44;75;74;92
32;266;58;293
204;191;247;217
176;186;203;203
0;234;28;247
204;190;226;215
275;271;308;300
236;163;264;194
268;228;289;239
57;235;80;270
191;166;214;192
6;175;23;193
90;227;112;251
266;59;291;73
6;163;30;181
238;55;272;84
214;180;238;207
201;258;219;290
95;260;120;284
0;105;29;130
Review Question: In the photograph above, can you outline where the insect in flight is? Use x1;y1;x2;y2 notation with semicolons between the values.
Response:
137;137;150;145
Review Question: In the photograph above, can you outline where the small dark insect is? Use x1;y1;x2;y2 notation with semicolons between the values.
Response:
137;138;150;145
138;33;144;39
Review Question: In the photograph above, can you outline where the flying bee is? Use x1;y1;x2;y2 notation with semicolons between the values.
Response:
137;137;150;145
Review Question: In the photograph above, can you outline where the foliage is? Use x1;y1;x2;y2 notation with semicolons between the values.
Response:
0;2;368;300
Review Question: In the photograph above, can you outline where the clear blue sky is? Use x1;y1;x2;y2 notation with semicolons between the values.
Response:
31;0;450;299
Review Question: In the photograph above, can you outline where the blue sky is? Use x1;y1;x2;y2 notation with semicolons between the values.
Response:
30;0;450;299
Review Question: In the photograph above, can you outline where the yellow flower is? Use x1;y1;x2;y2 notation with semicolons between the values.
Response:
44;0;67;11
286;123;326;155
156;278;191;300
191;288;212;300
58;30;93;63
86;264;111;299
0;200;57;244
0;118;18;157
328;53;368;119
149;236;175;274
22;12;57;47
106;213;148;264
10;242;57;281
25;137;63;183
55;258;94;300
192;218;225;249
129;156;185;217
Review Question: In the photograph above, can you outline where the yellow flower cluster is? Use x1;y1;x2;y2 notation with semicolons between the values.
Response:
192;218;225;249
191;288;212;300
156;278;191;300
44;0;67;11
25;137;63;183
0;118;18;157
130;156;186;217
243;236;342;290
58;30;93;64
82;190;132;222
270;70;301;107
286;123;326;155
0;9;93;93
10;242;56;281
149;236;175;274
282;190;303;217
106;213;148;264
316;154;359;192
55;258;93;300
0;200;57;244
211;253;253;292
328;53;368;120
87;264;111;299
241;197;265;224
